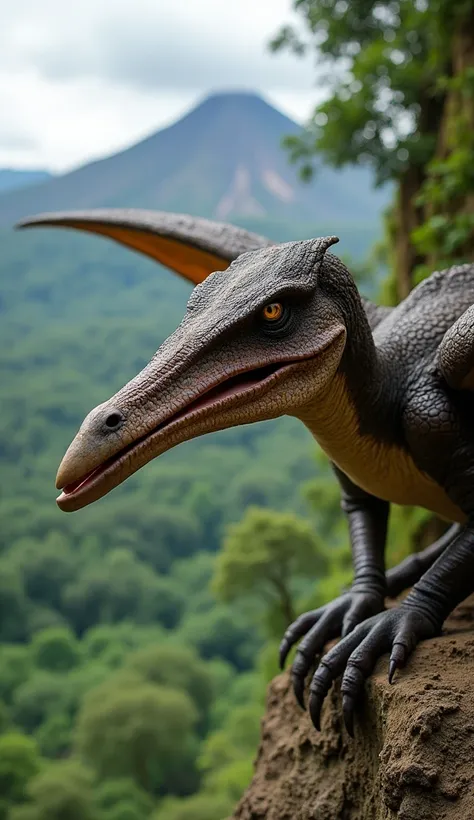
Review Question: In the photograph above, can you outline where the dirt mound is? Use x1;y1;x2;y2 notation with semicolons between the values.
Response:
233;596;474;820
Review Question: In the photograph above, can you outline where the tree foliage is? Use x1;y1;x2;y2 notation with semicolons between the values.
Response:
214;506;326;629
271;0;474;292
75;681;198;793
31;627;80;673
11;760;96;820
0;733;41;804
93;778;154;818
123;644;214;727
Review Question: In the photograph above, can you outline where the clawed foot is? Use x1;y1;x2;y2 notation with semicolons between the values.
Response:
299;605;436;736
279;589;384;709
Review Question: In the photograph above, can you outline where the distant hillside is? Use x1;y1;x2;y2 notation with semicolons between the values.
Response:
0;168;52;194
0;92;389;228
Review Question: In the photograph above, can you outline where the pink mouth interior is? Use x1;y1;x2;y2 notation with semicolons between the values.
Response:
61;361;283;497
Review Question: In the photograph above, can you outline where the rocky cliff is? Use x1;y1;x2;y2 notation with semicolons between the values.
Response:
234;596;474;820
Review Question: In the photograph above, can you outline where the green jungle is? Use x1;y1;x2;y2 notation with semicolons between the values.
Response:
0;1;473;818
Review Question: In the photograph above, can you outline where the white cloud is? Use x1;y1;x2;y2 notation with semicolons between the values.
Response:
0;0;324;172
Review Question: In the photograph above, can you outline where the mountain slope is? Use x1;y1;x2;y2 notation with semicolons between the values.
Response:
0;169;52;194
0;92;389;227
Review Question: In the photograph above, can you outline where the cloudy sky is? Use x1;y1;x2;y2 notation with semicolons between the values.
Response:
1;0;324;173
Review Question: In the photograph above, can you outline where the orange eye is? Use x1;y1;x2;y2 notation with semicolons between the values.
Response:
262;302;283;322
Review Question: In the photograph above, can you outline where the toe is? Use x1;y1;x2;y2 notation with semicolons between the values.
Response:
339;617;393;733
290;607;345;706
279;609;322;669
308;664;333;730
308;619;374;731
341;593;383;638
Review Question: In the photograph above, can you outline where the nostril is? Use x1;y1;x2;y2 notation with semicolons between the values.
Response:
104;411;124;432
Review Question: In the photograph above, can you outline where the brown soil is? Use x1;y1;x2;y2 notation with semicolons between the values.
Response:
233;595;474;820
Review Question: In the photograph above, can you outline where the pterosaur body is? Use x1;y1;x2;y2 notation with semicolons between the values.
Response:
18;209;474;735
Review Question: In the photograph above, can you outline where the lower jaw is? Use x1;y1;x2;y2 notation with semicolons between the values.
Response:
56;407;262;512
56;377;291;512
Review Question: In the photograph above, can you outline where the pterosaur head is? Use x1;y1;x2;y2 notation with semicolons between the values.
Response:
17;209;349;511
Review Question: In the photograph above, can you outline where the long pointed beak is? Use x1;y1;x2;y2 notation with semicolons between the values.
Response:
54;324;346;512
54;357;291;511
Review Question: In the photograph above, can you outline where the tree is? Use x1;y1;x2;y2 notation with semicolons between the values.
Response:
6;532;77;611
223;467;297;522
271;0;474;297
125;505;203;571
10;760;97;820
168;552;217;615
81;623;166;668
0;646;31;704
124;644;214;730
198;703;262;802
213;507;326;631
76;500;203;573
81;621;166;669
178;605;261;670
26;606;67;636
12;672;68;733
75;681;198;794
63;549;183;634
34;713;72;759
271;0;474;552
0;564;30;642
0;732;42;804
93;778;154;819
31;627;81;673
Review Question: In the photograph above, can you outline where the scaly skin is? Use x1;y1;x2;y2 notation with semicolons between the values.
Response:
17;208;474;736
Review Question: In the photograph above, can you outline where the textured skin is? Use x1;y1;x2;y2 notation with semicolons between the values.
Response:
385;523;461;599
373;264;474;510
438;303;474;389
19;210;474;736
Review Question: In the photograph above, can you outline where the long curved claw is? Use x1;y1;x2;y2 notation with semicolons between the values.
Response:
388;659;398;684
340;664;371;736
279;609;323;670
342;695;355;737
308;663;334;730
308;693;323;731
291;669;307;710
290;607;344;707
388;642;406;683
